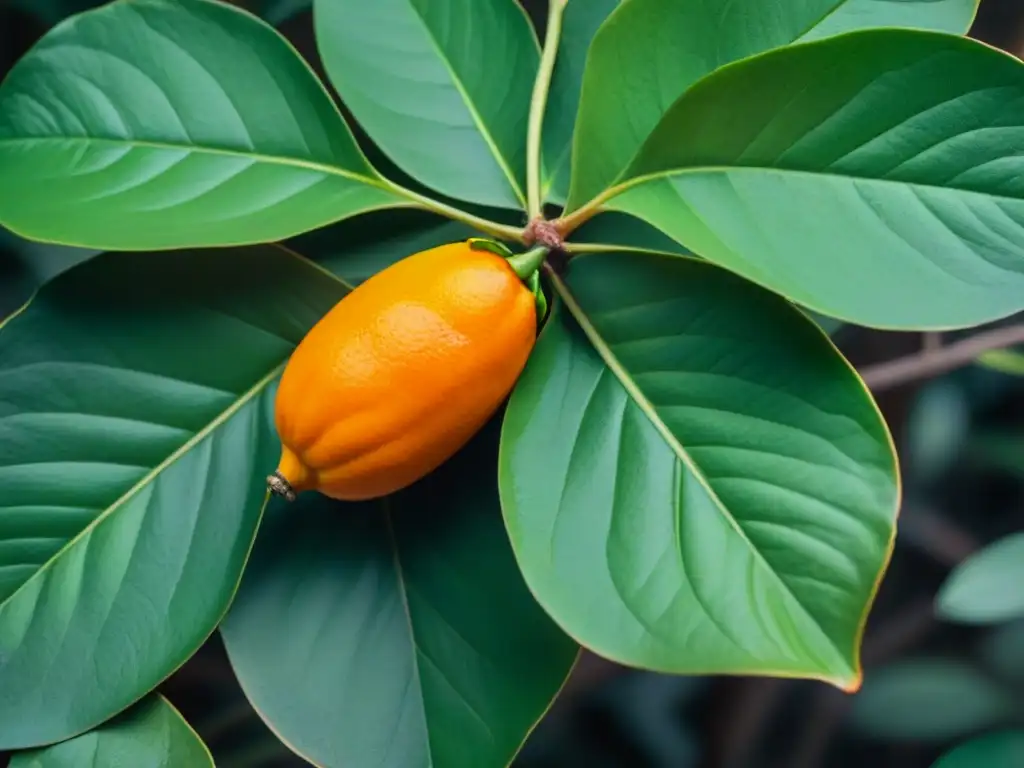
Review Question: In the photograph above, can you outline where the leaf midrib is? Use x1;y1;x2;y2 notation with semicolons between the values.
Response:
0;135;392;191
601;162;1024;211
0;246;355;617
382;507;436;768
405;0;528;207
0;362;286;615
547;273;855;680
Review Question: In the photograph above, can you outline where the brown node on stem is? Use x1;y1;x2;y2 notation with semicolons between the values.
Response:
524;218;570;275
266;470;297;502
524;218;564;251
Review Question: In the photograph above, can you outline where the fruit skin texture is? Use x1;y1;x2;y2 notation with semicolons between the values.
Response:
273;240;538;501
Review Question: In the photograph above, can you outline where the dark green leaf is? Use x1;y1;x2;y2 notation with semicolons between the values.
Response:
934;731;1024;768
314;0;539;210
0;245;347;749
541;0;619;205
256;0;309;25
566;0;978;210
500;251;898;689
287;208;481;285
937;532;1024;624
849;659;1014;741
0;0;405;250
221;418;577;768
570;211;690;256
978;619;1024;685
8;695;212;767
597;30;1024;329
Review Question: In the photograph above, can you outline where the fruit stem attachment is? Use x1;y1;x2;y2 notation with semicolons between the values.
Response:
507;246;549;281
266;470;297;502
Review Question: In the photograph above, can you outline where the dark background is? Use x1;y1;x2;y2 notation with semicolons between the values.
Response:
2;1;1024;766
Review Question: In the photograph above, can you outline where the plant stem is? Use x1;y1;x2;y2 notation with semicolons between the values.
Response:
554;197;603;236
507;246;549;280
526;0;568;219
860;323;1024;390
385;182;526;243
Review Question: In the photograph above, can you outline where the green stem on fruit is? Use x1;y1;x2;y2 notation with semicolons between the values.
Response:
384;182;526;243
526;0;568;219
507;246;549;281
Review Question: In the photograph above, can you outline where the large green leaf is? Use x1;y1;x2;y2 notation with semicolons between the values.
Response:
288;207;482;285
499;251;898;690
0;0;405;251
848;659;1014;741
541;0;619;205
0;245;347;749
566;0;978;211
594;30;1024;329
9;695;212;767
936;532;1024;625
314;0;539;210
221;417;578;768
934;731;1024;768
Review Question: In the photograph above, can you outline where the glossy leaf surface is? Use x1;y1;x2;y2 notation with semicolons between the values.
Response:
0;246;346;749
849;659;1014;740
500;251;898;689
936;532;1024;624
315;0;538;210
542;0;619;204
0;0;403;250
603;30;1024;328
222;419;577;768
9;696;212;768
290;208;481;285
567;0;978;210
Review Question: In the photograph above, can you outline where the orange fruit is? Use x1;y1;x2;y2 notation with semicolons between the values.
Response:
268;240;539;502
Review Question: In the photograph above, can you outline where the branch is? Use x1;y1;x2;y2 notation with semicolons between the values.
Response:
860;324;1024;391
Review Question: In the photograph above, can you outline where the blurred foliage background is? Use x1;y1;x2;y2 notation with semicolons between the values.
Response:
3;1;1024;766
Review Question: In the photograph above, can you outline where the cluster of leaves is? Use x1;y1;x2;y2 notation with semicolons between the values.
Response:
3;0;1024;765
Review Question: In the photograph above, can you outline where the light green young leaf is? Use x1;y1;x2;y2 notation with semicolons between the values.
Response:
500;251;898;690
0;0;405;250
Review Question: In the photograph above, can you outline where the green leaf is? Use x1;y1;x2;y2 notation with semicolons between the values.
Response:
0;0;405;251
937;532;1024;625
597;30;1024;329
977;349;1024;377
570;211;690;256
978;619;1024;685
287;208;481;285
934;731;1024;768
566;0;978;211
8;695;212;768
499;251;898;690
0;245;347;749
849;659;1014;741
314;0;539;210
541;0;619;205
256;0;309;25
221;417;578;768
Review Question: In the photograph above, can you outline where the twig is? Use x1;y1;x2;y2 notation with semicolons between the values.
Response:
860;324;1024;391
